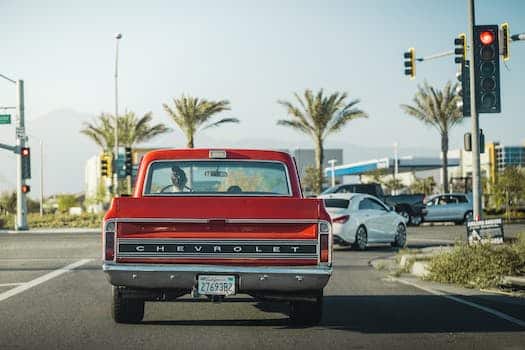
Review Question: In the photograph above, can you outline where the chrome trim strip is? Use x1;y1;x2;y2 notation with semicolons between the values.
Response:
103;263;332;275
141;159;293;197
114;218;319;224
118;239;317;244
117;255;317;259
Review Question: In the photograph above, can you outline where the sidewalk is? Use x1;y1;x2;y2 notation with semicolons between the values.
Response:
0;228;100;234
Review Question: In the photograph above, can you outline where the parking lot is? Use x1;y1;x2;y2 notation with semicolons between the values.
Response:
0;225;524;349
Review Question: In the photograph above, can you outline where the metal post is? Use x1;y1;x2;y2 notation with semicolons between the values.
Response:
114;33;122;195
467;0;482;220
40;139;44;216
16;80;28;230
328;159;337;187
394;142;399;195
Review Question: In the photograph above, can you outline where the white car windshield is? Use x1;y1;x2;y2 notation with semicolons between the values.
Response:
144;160;290;196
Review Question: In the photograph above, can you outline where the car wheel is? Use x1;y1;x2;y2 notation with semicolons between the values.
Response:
463;211;473;224
112;286;145;324
410;215;422;226
399;210;410;224
289;294;323;326
353;226;368;251
391;223;407;248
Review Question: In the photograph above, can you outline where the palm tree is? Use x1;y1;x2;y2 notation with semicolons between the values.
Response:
162;95;238;148
277;89;368;193
80;112;170;151
400;81;463;193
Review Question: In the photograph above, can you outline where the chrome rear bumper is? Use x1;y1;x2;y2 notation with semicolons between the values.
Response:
103;263;332;292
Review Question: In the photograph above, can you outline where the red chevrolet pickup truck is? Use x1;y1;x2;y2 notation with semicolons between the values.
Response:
102;149;333;325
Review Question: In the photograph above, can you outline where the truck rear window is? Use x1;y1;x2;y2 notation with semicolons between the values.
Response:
144;160;290;196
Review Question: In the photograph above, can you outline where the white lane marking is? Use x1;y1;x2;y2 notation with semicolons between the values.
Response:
390;277;525;328
0;259;91;302
0;283;25;287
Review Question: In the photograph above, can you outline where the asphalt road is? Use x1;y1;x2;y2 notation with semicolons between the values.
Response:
0;225;524;350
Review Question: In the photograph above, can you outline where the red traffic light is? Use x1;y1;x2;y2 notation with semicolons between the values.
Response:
480;31;495;45
21;147;30;157
21;184;30;193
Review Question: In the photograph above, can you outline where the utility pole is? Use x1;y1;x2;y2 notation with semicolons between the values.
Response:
393;142;399;195
467;0;482;220
328;159;337;187
114;33;122;195
16;80;28;229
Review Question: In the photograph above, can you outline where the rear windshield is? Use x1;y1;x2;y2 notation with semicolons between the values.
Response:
144;160;290;196
324;199;350;209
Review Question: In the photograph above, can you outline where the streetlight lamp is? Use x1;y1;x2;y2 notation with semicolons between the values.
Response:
114;33;122;195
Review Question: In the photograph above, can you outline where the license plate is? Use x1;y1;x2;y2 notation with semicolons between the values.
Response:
197;275;236;296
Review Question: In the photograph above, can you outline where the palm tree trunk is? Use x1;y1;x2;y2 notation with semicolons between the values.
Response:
187;133;194;148
441;132;449;193
315;135;324;194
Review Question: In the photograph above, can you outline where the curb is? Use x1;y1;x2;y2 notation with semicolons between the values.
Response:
0;228;100;235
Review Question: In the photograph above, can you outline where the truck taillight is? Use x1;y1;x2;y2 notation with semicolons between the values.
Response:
104;221;116;261
318;220;332;265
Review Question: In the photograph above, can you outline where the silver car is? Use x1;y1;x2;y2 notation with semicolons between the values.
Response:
423;193;473;224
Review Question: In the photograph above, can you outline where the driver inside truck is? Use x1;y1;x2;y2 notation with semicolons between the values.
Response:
170;166;189;192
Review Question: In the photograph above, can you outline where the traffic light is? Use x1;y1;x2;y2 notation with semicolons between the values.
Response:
456;60;471;117
21;184;30;193
403;48;416;79
21;147;31;179
473;25;501;113
100;153;113;177
124;147;132;176
454;33;467;64
500;22;510;61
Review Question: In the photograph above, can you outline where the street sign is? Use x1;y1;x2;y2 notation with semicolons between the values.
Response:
0;114;11;124
466;218;504;245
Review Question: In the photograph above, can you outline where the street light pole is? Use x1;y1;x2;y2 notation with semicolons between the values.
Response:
16;80;28;230
328;159;337;187
114;33;122;195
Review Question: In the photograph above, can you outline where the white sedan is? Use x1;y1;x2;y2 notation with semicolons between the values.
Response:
318;193;407;250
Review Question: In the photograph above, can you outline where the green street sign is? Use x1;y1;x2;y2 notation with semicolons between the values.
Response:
0;114;11;125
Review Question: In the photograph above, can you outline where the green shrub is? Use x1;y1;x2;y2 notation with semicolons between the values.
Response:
427;238;525;288
0;213;103;229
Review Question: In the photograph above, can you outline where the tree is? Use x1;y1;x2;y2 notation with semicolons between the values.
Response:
277;89;368;193
163;95;238;148
301;165;322;193
409;176;436;195
400;81;463;193
57;194;78;213
491;167;525;215
80;111;170;151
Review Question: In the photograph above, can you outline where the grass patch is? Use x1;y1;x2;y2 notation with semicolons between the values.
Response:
0;213;103;229
426;233;525;289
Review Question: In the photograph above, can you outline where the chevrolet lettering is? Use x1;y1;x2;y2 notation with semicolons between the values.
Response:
102;149;333;325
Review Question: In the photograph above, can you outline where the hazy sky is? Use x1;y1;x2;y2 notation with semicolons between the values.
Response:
1;0;524;151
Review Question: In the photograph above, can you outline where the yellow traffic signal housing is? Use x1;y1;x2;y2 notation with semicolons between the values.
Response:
454;33;467;64
501;22;510;61
403;48;416;79
100;153;113;178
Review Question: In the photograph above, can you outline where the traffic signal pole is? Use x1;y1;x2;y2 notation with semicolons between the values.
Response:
467;0;483;220
16;80;29;230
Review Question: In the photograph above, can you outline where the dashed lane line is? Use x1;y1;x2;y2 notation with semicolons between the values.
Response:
389;276;525;328
0;259;92;302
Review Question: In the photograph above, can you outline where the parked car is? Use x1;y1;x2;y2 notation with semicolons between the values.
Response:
321;183;426;225
423;193;473;224
102;149;332;325
318;193;407;250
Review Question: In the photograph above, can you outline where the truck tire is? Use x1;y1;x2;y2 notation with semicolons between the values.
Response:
289;294;323;325
112;286;145;324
